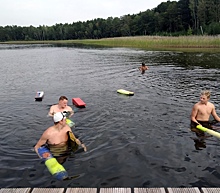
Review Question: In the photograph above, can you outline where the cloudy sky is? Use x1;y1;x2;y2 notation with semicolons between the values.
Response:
0;0;173;27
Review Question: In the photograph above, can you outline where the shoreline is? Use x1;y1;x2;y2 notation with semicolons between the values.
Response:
1;35;220;52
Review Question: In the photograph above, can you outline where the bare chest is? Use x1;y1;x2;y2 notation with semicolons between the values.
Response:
47;130;68;145
198;105;212;115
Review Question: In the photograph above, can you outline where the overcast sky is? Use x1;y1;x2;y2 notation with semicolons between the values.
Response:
0;0;173;27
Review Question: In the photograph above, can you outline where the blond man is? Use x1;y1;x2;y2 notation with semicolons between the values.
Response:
191;90;220;129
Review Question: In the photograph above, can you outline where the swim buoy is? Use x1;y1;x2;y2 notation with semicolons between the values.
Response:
37;146;68;180
66;118;75;127
117;89;134;96
72;98;86;108
197;125;220;138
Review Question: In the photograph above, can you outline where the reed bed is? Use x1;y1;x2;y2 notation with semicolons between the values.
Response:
78;36;220;48
2;35;220;52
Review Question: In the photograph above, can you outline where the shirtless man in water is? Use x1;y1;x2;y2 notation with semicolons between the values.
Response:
48;96;74;118
138;62;149;74
34;112;87;158
191;90;220;129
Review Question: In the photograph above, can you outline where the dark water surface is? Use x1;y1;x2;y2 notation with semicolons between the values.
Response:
0;44;220;188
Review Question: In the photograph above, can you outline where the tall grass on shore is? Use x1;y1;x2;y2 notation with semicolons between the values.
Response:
73;36;220;50
2;35;220;52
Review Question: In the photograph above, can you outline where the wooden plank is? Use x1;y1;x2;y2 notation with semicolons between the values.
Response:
32;188;65;193
134;188;166;193
100;188;131;193
167;188;201;193
201;188;220;193
0;188;31;193
66;188;97;193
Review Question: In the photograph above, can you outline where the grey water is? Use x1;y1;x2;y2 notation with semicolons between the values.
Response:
0;44;220;188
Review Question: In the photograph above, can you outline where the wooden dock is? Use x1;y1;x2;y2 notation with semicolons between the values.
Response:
0;187;219;193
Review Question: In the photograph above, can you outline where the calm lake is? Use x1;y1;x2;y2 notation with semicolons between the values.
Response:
0;44;220;188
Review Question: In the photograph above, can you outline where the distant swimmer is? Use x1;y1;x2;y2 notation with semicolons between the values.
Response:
138;62;149;74
48;96;74;118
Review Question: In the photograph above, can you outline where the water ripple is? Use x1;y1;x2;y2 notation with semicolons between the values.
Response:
1;45;220;187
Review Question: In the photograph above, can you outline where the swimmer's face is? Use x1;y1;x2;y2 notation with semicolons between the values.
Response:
200;94;209;104
59;99;68;109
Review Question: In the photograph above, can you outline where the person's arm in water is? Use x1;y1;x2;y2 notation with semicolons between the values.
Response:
69;131;87;152
211;105;220;122
48;106;55;117
34;130;49;158
75;138;87;151
68;107;74;118
190;104;201;125
63;109;74;118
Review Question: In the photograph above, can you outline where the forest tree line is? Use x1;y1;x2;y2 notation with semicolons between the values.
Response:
0;0;220;42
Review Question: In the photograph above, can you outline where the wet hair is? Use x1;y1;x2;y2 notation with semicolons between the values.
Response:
201;90;211;99
59;96;68;101
142;62;145;66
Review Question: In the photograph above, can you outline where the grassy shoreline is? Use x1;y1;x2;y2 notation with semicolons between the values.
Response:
2;35;220;52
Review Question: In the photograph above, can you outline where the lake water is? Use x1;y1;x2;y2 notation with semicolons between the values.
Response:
0;44;220;188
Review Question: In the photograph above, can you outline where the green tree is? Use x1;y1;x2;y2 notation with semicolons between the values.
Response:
177;0;193;32
189;0;199;33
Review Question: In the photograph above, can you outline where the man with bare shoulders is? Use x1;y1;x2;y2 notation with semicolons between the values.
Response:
138;62;149;74
48;96;74;118
34;112;87;158
191;90;220;130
